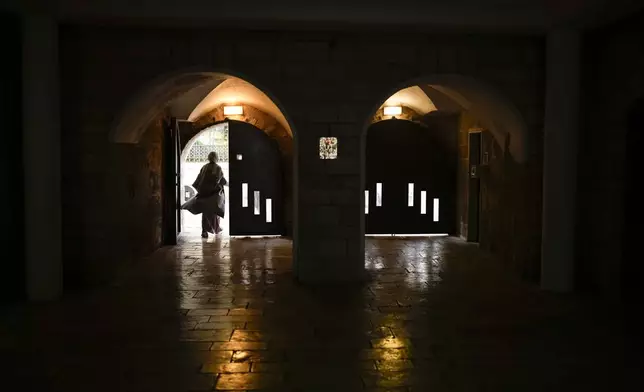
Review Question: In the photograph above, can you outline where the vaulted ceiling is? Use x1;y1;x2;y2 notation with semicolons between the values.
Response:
187;78;292;135
9;0;644;30
380;87;437;114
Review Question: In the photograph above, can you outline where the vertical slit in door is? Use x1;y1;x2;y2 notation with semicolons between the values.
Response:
254;191;260;215
242;183;248;207
376;183;382;207
365;190;369;214
266;198;272;223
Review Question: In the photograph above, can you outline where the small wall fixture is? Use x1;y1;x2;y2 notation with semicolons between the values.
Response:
319;137;338;159
223;105;244;116
383;106;402;116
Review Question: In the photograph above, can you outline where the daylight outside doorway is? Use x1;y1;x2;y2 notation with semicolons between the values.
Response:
180;122;230;235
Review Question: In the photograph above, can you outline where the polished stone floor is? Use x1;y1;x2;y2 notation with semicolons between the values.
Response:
1;236;641;391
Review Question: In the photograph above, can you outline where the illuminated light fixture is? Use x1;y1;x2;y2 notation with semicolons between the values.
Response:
383;106;402;116
223;105;244;115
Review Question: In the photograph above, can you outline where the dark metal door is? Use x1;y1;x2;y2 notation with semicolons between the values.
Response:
175;121;187;234
228;120;284;236
467;131;481;242
162;117;180;245
366;119;457;235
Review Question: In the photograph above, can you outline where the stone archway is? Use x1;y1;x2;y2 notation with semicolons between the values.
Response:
180;104;294;237
110;71;295;143
189;103;293;159
360;74;537;279
107;69;301;271
361;74;530;163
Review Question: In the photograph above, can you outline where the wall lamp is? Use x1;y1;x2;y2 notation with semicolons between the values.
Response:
383;106;402;116
223;105;244;115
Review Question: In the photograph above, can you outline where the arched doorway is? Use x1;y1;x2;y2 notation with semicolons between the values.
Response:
109;71;296;245
365;116;458;235
361;75;534;275
180;122;230;234
180;120;285;236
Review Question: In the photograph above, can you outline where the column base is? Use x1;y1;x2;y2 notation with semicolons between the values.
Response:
295;259;369;285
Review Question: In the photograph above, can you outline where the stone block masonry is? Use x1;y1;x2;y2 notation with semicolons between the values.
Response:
58;24;544;285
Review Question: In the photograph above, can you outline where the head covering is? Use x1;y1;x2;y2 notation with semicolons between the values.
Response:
208;151;218;163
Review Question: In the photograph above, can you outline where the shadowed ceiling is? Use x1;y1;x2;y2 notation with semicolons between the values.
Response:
9;0;643;30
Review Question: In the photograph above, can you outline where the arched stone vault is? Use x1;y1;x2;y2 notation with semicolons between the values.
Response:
365;74;530;163
108;69;300;269
188;78;292;136
186;104;293;160
360;73;536;280
110;72;219;144
109;71;294;144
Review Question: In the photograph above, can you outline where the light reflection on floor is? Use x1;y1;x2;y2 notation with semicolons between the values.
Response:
2;236;640;391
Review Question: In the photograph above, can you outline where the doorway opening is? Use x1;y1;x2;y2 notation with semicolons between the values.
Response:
364;86;458;237
180;122;230;235
361;76;533;276
110;72;296;247
181;119;286;238
180;118;286;238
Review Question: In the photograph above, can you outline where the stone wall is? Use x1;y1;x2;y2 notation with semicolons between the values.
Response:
58;24;545;285
479;129;542;281
1;11;25;302
578;10;644;295
61;110;165;287
454;109;542;281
